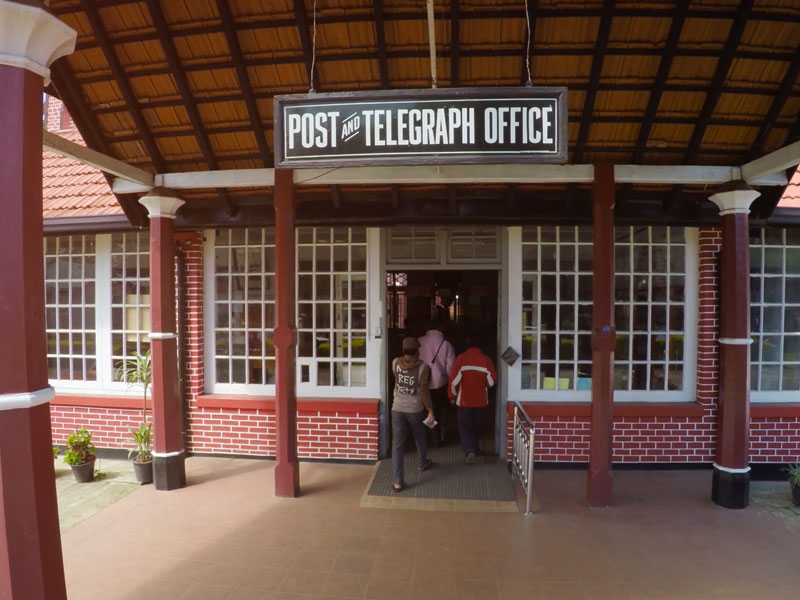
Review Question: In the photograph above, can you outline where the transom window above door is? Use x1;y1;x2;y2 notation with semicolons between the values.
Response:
387;226;500;265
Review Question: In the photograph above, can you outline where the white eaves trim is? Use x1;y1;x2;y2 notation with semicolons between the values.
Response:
112;163;788;194
44;130;154;189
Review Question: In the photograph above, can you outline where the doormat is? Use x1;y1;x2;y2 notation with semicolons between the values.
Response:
361;445;519;512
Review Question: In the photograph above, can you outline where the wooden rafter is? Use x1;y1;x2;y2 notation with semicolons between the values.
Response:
450;0;460;86
682;0;754;164
573;0;615;164
78;0;165;173
50;61;148;228
631;1;688;163
747;41;800;160
72;46;799;87
293;0;316;91
215;0;272;168
519;0;539;85
62;6;800;50
373;0;389;88
146;0;236;216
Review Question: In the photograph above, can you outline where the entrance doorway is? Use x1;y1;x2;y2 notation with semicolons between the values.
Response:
386;269;499;456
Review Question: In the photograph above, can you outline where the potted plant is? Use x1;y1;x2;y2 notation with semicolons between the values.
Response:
64;428;96;483
116;350;154;484
785;463;800;507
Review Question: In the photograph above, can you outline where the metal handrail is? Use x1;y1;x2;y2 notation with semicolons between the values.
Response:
510;400;535;515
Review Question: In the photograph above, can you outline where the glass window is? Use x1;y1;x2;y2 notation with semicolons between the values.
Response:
297;227;367;387
520;225;689;394
387;226;438;262
110;232;151;380
750;228;800;394
45;235;97;381
213;228;275;385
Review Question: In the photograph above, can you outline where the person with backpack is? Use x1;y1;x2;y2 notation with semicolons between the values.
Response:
418;313;455;446
390;336;436;491
448;335;497;464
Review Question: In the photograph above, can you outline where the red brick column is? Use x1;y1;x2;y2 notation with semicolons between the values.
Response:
274;169;300;497
709;181;759;509
0;3;75;598
140;190;186;490
588;164;615;507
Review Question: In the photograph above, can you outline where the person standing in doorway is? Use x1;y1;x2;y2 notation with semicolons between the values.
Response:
418;311;455;446
448;335;497;464
391;337;436;491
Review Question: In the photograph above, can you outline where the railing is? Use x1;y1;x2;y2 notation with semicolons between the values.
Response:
511;400;536;515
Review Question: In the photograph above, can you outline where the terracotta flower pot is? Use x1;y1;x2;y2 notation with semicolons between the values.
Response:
70;458;95;483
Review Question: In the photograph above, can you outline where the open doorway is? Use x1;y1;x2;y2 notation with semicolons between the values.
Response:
386;269;499;456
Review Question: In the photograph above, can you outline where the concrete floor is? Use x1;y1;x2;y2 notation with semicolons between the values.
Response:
56;457;800;600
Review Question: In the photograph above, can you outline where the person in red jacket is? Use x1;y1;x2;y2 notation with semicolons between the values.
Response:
447;335;497;464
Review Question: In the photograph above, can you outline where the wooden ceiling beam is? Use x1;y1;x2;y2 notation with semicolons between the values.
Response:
748;41;800;160
79;0;165;173
215;0;272;168
374;0;389;88
572;0;615;164
145;0;236;217
72;46;798;86
293;0;317;91
519;0;539;85
49;61;148;228
631;1;688;164
683;0;754;164
88;81;794;115
450;0;460;87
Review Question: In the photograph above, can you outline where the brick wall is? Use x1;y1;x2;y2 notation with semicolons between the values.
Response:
751;418;800;461
45;96;73;132
51;405;147;449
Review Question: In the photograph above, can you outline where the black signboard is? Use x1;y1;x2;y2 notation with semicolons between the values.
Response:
274;87;567;168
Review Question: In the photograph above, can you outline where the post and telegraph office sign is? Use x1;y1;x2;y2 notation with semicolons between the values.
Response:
274;87;567;168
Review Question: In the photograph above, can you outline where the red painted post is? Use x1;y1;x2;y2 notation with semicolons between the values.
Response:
139;191;186;490
274;169;300;497
709;181;759;509
0;3;76;597
587;164;615;507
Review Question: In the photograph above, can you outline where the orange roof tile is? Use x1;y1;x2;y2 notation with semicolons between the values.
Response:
43;128;124;219
778;169;800;210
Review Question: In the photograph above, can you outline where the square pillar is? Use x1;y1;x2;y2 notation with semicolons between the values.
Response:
709;181;760;509
0;2;76;598
139;190;186;490
588;164;615;507
274;169;300;497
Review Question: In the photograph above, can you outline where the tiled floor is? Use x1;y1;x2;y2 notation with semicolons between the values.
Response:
61;457;800;600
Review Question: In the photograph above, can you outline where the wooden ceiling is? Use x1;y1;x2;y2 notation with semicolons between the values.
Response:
45;0;800;227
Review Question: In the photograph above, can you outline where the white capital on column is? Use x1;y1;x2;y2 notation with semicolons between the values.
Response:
708;180;760;216
139;188;185;219
0;1;76;85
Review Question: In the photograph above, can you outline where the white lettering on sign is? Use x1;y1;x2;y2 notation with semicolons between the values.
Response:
284;101;556;155
483;106;553;145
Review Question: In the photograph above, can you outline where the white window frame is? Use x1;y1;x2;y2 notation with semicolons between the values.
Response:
750;227;800;401
204;227;382;398
47;233;151;397
507;226;698;403
386;226;502;266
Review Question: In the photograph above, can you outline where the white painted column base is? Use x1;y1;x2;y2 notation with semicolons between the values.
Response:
0;386;55;411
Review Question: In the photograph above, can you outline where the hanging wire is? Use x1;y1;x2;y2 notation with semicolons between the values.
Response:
524;0;533;86
309;0;318;93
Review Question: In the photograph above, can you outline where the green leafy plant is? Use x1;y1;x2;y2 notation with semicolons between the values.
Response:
128;422;153;464
785;463;800;487
53;446;59;460
116;350;153;463
64;429;95;466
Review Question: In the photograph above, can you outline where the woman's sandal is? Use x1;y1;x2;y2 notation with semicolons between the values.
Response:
392;482;403;492
417;458;432;472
